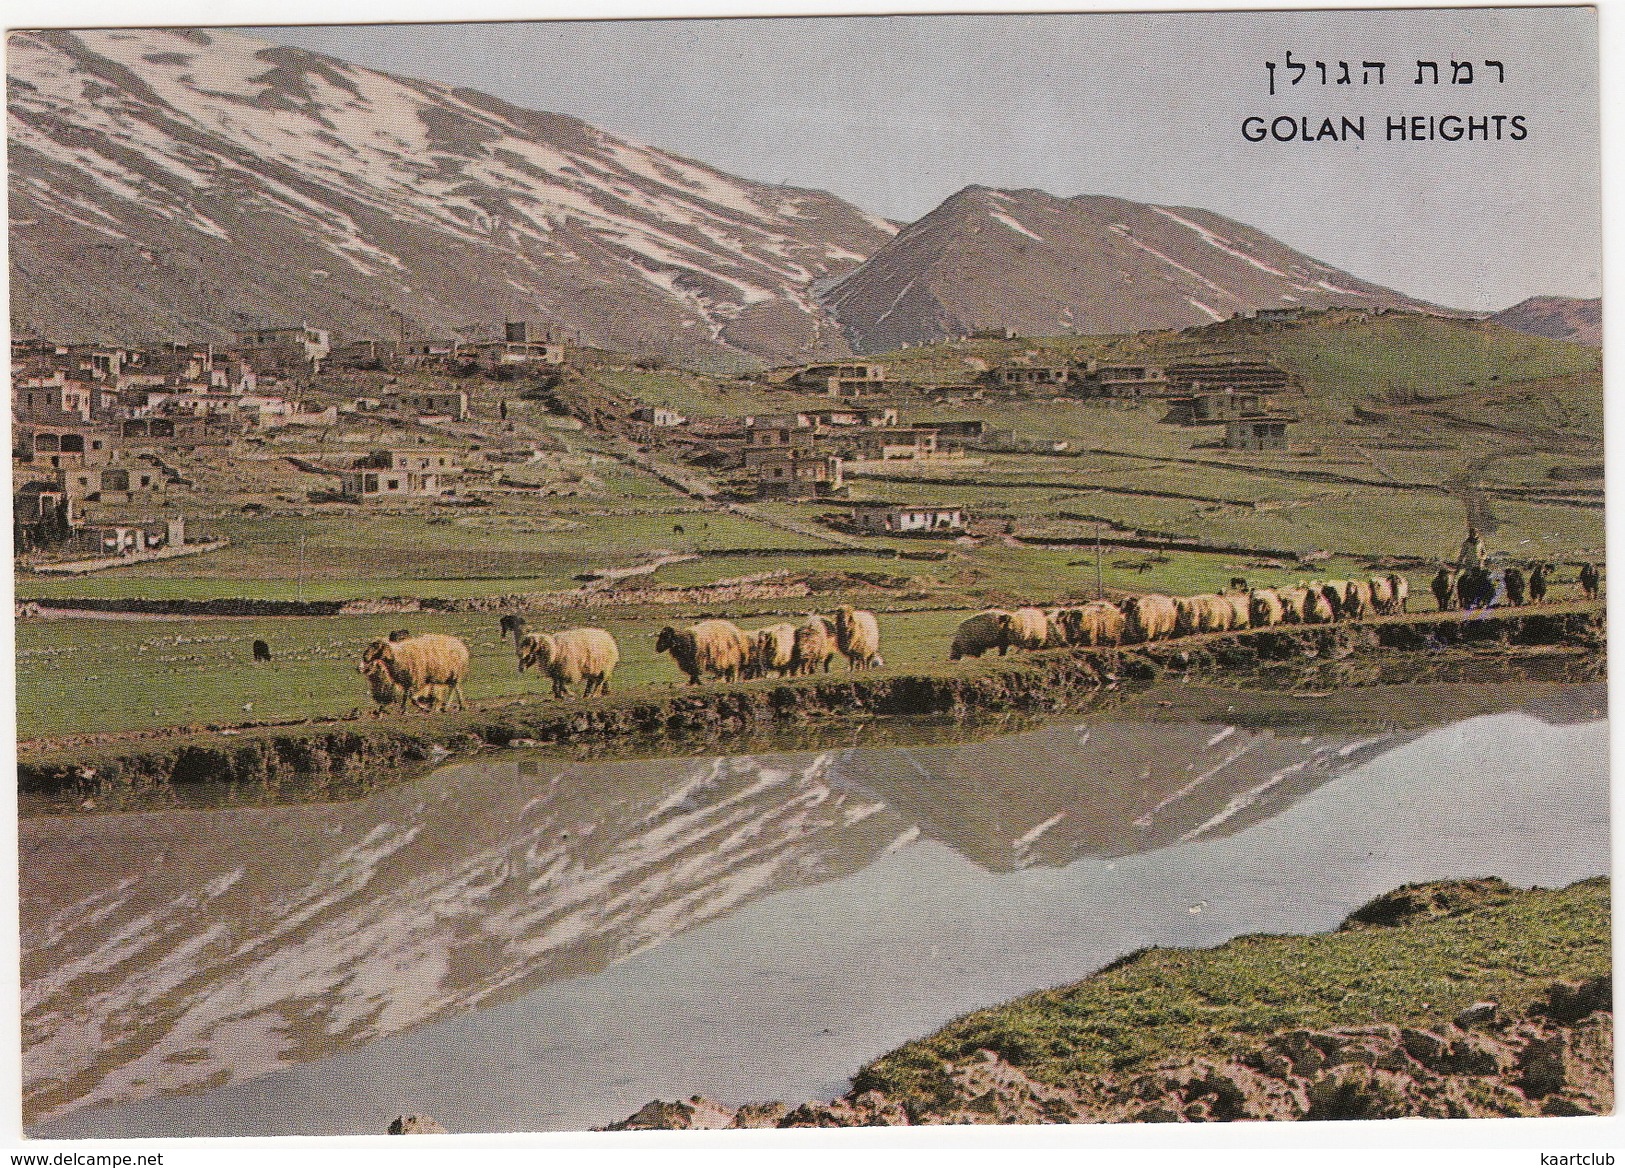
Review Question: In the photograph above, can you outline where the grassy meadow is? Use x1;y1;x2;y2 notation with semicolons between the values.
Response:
855;876;1610;1106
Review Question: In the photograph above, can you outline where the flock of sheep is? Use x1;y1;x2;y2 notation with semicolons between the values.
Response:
352;562;1596;714
354;606;885;714
946;572;1413;658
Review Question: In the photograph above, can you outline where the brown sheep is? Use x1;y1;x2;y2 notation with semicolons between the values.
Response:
360;633;470;714
1006;607;1051;651
1388;572;1410;613
1276;585;1309;624
1044;607;1076;648
833;606;883;669
791;614;839;675
949;610;1014;660
1072;600;1126;646
1120;594;1178;643
518;627;620;699
749;622;799;678
656;619;752;685
1175;594;1233;636
361;661;453;716
1300;584;1335;624
1318;580;1348;621
1248;588;1285;628
1342;579;1370;621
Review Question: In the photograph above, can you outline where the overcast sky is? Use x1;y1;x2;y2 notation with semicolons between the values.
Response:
99;8;1598;310
239;8;1600;312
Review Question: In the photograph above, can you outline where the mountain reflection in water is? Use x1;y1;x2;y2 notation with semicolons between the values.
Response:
20;684;1608;1133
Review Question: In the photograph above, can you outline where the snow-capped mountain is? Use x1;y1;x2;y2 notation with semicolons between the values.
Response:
8;28;896;364
821;186;1449;352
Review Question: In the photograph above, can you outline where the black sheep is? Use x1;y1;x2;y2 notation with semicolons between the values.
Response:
252;639;272;663
1580;562;1601;600
1503;566;1527;607
1459;567;1495;610
1431;567;1457;612
1529;562;1550;604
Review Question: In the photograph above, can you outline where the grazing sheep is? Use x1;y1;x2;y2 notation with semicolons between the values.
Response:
1341;580;1368;621
1064;601;1126;647
1431;567;1458;612
790;614;839;675
749;622;799;678
1248;588;1285;628
1580;562;1601;600
1006;607;1051;651
1529;562;1551;604
1387;573;1410;613
1503;566;1527;607
833;606;883;669
1120;594;1178;643
252;639;272;663
1367;576;1397;616
360;658;403;717
360;633;470;714
1275;586;1309;624
518;627;620;699
949;610;1014;660
1222;592;1252;629
1174;594;1233;636
1318;581;1348;621
655;619;753;685
1299;585;1335;624
1044;607;1075;648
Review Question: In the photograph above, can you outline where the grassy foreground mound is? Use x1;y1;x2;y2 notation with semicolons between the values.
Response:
608;877;1612;1128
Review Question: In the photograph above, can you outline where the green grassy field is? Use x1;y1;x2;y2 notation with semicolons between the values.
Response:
14;608;982;739
27;549;1560;741
854;876;1610;1108
14;509;848;601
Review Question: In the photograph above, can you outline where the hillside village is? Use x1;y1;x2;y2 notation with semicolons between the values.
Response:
12;303;1603;582
11;296;1607;743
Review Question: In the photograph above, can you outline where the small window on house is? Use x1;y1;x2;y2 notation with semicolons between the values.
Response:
387;479;400;490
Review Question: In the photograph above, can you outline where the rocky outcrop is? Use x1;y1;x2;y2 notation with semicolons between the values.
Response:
387;1114;448;1135
606;976;1612;1128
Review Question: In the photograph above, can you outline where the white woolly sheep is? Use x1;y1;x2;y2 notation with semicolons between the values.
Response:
833;606;882;669
655;619;752;685
519;627;620;699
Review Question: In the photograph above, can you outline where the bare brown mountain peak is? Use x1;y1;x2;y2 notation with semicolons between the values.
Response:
1488;297;1601;348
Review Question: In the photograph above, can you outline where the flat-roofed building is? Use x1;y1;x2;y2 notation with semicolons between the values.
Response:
850;502;967;534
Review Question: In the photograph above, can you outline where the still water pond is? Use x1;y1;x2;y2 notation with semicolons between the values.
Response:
23;684;1609;1136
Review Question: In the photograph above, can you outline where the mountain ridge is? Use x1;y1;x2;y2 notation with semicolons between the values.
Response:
7;27;895;364
1488;297;1601;348
11;30;1465;363
820;185;1454;353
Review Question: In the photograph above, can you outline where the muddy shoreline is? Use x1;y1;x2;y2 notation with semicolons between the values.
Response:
17;608;1604;799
